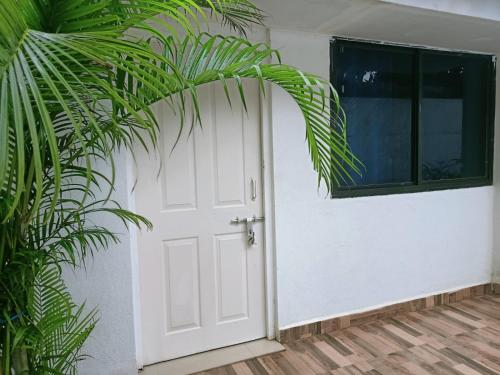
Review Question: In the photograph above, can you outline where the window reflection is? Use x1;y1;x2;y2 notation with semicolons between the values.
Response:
336;46;414;186
421;54;488;181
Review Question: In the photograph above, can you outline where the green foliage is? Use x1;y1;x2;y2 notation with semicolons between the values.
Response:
0;0;361;373
2;266;96;375
27;266;97;374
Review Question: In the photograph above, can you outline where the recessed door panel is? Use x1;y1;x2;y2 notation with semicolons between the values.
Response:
162;238;201;334
214;233;249;323
159;104;198;212
212;85;247;207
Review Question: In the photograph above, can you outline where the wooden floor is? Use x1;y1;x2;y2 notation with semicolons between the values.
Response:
195;295;500;375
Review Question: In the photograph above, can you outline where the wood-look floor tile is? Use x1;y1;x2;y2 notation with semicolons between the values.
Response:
454;363;483;375
314;339;352;367
256;356;286;375
380;322;425;347
195;296;500;375
232;362;256;375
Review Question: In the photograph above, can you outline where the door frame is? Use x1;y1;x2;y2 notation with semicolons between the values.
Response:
128;63;278;370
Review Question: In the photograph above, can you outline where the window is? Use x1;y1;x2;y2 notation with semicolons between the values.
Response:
330;38;495;197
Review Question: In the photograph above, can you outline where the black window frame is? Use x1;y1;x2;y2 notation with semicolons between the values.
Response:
330;37;496;198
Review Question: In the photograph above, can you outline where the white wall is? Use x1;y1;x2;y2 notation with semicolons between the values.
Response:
64;152;139;375
381;0;500;21
269;29;495;329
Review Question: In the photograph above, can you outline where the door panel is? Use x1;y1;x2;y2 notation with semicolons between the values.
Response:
161;132;197;212
135;81;265;365
212;92;247;207
162;238;201;333
214;233;249;323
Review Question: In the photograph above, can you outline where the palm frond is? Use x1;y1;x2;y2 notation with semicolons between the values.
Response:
138;34;363;188
26;265;97;375
195;0;265;34
36;0;263;35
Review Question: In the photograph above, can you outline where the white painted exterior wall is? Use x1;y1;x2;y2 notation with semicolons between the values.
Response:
66;1;500;374
269;29;496;328
64;153;139;375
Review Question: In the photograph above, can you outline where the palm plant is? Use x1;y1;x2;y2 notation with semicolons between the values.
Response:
0;0;362;373
21;266;97;374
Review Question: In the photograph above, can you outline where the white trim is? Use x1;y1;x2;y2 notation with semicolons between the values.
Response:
260;27;279;340
142;339;284;375
127;152;144;370
279;280;492;331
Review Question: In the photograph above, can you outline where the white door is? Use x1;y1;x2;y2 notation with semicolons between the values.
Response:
134;81;266;365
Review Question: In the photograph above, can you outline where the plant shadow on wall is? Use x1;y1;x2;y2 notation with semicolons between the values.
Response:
0;1;362;373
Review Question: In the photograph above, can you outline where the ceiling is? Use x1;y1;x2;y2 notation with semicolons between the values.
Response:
251;0;500;54
382;0;500;22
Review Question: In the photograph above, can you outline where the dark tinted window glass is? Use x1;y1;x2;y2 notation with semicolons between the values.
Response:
421;53;490;181
335;45;414;186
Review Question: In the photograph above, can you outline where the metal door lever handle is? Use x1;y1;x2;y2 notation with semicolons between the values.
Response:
230;215;264;246
230;215;265;224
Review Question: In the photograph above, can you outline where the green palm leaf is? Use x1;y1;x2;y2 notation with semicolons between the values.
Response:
27;265;97;375
133;33;363;187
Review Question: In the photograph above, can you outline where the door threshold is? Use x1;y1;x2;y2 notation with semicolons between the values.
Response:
140;339;285;375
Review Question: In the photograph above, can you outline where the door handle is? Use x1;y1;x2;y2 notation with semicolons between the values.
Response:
230;216;264;225
230;216;264;246
251;178;257;201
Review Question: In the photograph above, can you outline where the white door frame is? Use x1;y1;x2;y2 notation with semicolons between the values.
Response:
259;78;279;342
128;60;278;370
